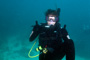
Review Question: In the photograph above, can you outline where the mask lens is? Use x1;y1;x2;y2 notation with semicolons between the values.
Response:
46;16;57;22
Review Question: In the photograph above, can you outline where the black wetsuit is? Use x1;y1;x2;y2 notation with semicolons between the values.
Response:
29;22;75;60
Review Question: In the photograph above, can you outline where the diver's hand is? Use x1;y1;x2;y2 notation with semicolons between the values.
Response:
61;25;68;36
29;21;40;42
33;21;40;32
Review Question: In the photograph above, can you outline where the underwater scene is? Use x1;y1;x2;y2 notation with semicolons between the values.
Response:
0;0;90;60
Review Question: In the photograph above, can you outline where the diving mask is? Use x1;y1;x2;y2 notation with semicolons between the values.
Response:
46;16;58;22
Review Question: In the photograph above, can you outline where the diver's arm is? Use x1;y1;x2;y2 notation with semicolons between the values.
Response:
62;33;71;42
61;25;71;42
29;21;40;42
29;30;39;42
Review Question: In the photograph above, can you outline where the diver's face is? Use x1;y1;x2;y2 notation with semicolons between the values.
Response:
47;15;56;26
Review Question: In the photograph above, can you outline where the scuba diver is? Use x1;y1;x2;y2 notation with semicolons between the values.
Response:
29;8;75;60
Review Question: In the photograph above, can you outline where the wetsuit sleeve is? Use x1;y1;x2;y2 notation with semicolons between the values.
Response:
61;25;71;42
29;25;40;42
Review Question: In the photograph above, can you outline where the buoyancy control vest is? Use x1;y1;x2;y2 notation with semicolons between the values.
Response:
38;23;63;49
